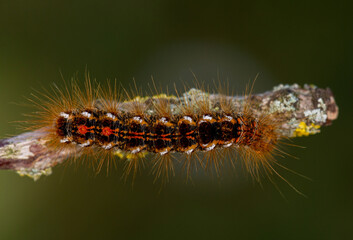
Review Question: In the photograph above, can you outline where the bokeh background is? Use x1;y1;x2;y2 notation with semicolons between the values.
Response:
0;1;352;239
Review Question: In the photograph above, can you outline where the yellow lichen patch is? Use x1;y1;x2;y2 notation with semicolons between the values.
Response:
17;167;52;181
293;122;321;137
113;149;148;160
124;96;146;103
124;94;177;103
126;152;148;160
113;150;126;159
152;93;176;99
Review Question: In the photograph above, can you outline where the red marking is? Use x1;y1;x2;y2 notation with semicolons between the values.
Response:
186;130;195;136
102;127;113;136
129;132;145;136
185;136;195;139
161;138;172;142
161;133;171;138
78;125;89;135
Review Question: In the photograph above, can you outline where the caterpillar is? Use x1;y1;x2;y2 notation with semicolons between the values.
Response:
0;73;339;193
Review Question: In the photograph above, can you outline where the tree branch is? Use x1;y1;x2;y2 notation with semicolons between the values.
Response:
0;84;338;180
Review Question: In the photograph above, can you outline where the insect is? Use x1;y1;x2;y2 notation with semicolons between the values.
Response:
0;73;339;194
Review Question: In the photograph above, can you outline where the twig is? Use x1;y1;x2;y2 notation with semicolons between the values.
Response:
0;84;338;180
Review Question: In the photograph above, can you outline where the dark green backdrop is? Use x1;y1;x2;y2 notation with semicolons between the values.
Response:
0;1;352;239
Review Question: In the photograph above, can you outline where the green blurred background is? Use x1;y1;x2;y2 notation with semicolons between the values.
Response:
0;1;352;239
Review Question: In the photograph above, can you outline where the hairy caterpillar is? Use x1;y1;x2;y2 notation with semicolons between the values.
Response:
0;73;339;194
